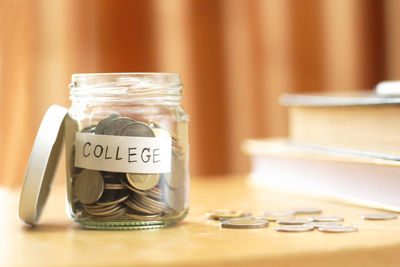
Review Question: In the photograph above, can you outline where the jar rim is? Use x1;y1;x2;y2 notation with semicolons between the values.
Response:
69;73;182;105
71;72;181;87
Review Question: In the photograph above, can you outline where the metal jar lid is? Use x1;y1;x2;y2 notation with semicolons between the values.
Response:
19;105;68;226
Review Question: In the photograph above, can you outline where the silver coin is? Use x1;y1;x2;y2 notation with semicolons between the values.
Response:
361;213;398;220
165;185;186;211
292;208;322;215
318;226;358;233
221;218;269;229
73;169;104;204
277;218;313;225
310;216;344;222
164;152;186;189
118;122;155;137
275;225;314;232
307;222;342;229
81;125;96;133
104;117;136;135
94;113;120;134
259;211;295;221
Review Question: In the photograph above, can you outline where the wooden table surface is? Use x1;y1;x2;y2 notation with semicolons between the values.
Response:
2;175;400;266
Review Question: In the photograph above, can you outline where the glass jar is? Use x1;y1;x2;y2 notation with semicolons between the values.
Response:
65;73;189;230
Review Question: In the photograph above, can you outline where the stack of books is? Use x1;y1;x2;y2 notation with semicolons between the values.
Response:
243;83;400;212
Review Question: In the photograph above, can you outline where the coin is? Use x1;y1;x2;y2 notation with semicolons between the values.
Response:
361;213;398;220
118;121;155;137
318;226;358;233
153;127;171;138
275;225;314;232
90;207;127;220
104;183;125;190
221;218;269;229
310;216;344;222
146;187;163;201
119;177;148;195
96;191;130;206
258;211;295;221
82;203;119;213
292;208;322;215
126;173;160;191
307;222;342;229
163;152;186;189
125;213;162;221
73;169;104;204
104;117;136;135
166;185;186;211
149;120;179;140
81;125;96;133
94;113;120;134
136;194;167;209
84;204;124;216
206;209;245;220
124;197;155;214
277;218;313;225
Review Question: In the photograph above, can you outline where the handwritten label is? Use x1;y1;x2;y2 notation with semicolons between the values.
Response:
74;132;171;173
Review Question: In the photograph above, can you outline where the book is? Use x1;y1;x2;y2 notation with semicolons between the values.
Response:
281;91;400;159
242;138;400;212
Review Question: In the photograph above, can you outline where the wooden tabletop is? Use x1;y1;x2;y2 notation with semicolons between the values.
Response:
3;175;400;266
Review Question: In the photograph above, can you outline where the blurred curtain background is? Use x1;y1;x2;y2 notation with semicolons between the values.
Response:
1;0;399;187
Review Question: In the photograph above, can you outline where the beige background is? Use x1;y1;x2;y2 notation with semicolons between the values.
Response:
1;0;399;187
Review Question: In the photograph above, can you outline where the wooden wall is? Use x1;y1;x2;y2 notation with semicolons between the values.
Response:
0;0;397;187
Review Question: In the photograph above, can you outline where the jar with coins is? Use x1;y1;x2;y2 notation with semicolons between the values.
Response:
19;73;190;230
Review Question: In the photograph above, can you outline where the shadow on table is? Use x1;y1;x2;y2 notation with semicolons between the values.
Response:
21;220;193;233
22;222;80;233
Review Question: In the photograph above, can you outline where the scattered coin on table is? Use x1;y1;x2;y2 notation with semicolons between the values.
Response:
206;209;245;220
318;226;358;233
362;213;398;220
277;218;314;225
258;211;295;221
292;208;322;215
206;206;399;234
310;216;344;222
275;225;314;232
221;218;269;229
307;222;343;229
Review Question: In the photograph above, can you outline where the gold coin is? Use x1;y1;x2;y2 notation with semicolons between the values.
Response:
126;173;160;191
152;127;171;138
82;203;119;212
90;207;127;221
104;183;125;190
124;197;155;215
146;187;163;200
136;194;166;209
132;195;165;213
96;193;130;206
84;205;123;216
73;169;104;204
125;213;162;220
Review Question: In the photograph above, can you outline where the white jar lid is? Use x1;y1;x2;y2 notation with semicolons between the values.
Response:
19;105;68;226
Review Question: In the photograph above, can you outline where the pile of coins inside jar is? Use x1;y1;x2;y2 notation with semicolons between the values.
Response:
206;209;398;233
71;114;186;221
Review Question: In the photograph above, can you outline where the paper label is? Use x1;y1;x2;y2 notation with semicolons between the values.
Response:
74;132;171;173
